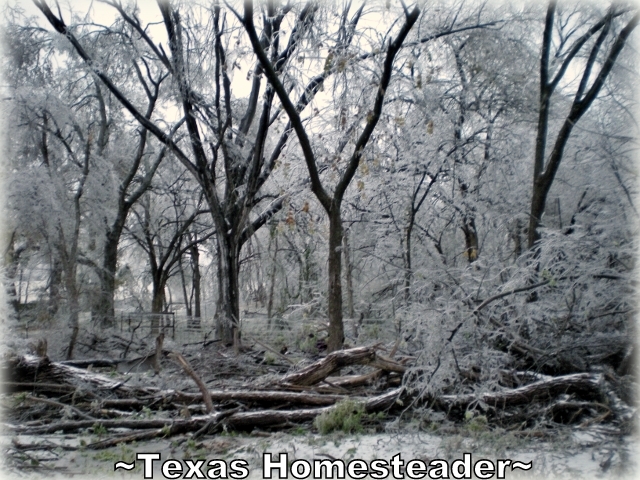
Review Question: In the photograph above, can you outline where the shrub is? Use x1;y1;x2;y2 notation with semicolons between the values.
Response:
314;400;365;434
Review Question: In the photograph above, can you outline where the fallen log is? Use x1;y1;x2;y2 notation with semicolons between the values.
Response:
433;372;604;409
5;356;358;411
59;359;120;369
26;395;96;421
5;355;144;397
3;382;78;395
325;372;382;388
175;389;350;407
280;346;405;386
10;418;195;435
96;389;350;410
10;388;404;439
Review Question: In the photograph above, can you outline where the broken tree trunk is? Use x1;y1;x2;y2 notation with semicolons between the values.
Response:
168;351;214;413
4;355;143;397
281;346;405;386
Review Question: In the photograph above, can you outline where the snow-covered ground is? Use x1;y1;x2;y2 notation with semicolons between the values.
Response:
3;427;638;479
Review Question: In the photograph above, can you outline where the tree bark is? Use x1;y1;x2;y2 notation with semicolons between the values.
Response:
280;345;405;386
151;277;166;314
215;234;240;346
48;253;62;316
343;230;355;319
65;280;80;360
93;229;120;328
461;217;478;263
327;208;344;352
190;241;201;318
267;231;278;324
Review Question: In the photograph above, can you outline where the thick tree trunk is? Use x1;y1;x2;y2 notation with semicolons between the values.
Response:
94;211;129;328
151;288;164;314
94;235;119;328
151;275;166;314
215;235;240;346
150;277;167;334
327;209;344;352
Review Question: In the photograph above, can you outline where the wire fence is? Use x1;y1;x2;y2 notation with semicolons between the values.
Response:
13;308;400;350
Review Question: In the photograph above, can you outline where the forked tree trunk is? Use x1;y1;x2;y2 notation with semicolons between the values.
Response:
527;5;639;249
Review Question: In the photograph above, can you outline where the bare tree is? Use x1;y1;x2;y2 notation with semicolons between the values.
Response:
243;1;421;351
528;2;639;248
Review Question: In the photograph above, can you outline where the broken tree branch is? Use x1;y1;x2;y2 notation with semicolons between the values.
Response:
168;352;214;413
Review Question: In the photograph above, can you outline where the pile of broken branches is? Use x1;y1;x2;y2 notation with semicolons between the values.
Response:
3;342;635;449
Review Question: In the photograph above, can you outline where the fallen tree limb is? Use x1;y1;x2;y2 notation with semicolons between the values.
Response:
280;346;403;386
26;395;96;421
10;418;196;435
3;382;77;395
168;352;214;413
5;355;142;397
11;388;404;438
474;280;550;313
58;359;120;368
325;372;382;388
433;372;604;409
97;389;350;409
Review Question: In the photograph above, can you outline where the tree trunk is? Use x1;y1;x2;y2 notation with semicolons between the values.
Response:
5;235;21;311
267;232;278;324
151;275;166;314
150;276;167;334
190;242;201;318
404;219;413;302
512;219;523;259
527;7;639;249
94;211;129;329
65;274;80;360
343;231;355;318
48;255;62;316
179;254;192;317
462;217;478;263
327;208;344;352
215;235;240;346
